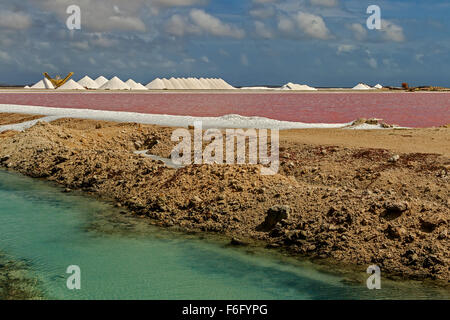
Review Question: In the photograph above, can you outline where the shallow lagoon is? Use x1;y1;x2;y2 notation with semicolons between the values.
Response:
0;170;448;300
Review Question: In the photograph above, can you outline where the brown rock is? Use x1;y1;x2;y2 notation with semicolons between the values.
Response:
257;205;291;231
230;237;247;246
386;224;407;239
0;155;10;163
382;201;409;220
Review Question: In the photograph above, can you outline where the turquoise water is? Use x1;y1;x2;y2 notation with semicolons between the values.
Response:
0;170;448;300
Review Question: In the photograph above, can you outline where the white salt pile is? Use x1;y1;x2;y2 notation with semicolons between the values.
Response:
145;77;235;90
95;76;109;87
218;78;235;90
374;84;383;89
78;76;99;89
146;78;166;90
162;78;175;90
57;79;86;90
352;83;373;90
30;78;54;89
170;77;184;90
240;86;273;90
125;79;148;91
99;76;130;90
24;85;30;89
280;82;317;91
1;104;355;130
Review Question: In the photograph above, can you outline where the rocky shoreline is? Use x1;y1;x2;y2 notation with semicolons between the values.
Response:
0;117;448;284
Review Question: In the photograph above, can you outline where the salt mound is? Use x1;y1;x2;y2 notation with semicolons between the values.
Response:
179;78;194;90
199;78;211;89
135;83;148;90
281;82;317;91
241;87;273;90
95;76;109;87
169;77;184;90
146;78;165;90
78;76;99;89
24;85;30;89
374;84;383;89
125;79;148;91
99;76;130;90
31;78;54;89
209;78;221;90
218;78;235;89
162;78;175;90
57;79;86;90
145;77;235;90
352;83;372;90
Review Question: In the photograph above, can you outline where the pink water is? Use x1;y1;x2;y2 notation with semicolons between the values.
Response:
1;92;449;127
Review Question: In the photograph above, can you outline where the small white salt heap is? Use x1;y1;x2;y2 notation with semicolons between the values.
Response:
95;76;109;87
125;79;148;91
57;79;86;90
146;78;166;90
99;76;130;90
352;83;372;90
78;76;99;89
281;82;317;91
30;78;54;89
374;84;383;89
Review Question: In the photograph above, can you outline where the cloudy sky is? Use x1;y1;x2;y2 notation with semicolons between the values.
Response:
1;0;449;87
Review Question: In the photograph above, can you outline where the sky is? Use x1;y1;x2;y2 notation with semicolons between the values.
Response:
0;0;449;87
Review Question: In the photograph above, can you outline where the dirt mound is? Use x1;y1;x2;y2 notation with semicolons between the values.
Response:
0;118;448;282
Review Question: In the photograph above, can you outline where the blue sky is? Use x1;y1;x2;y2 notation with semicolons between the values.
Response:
0;0;449;87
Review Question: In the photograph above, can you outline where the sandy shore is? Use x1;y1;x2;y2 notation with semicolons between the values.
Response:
0;115;448;283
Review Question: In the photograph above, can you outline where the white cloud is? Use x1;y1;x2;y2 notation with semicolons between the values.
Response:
165;14;192;36
294;12;330;40
277;11;331;40
201;56;210;63
254;21;273;39
337;44;356;54
381;20;405;42
367;57;378;69
415;53;424;64
107;16;146;32
278;17;295;33
349;23;367;41
190;9;245;38
166;9;245;39
89;33;119;48
310;0;338;7
33;0;147;32
0;51;12;62
0;11;32;30
70;41;90;50
153;0;207;6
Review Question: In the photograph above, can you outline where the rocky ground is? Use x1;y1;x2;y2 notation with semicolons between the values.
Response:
0;116;448;284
